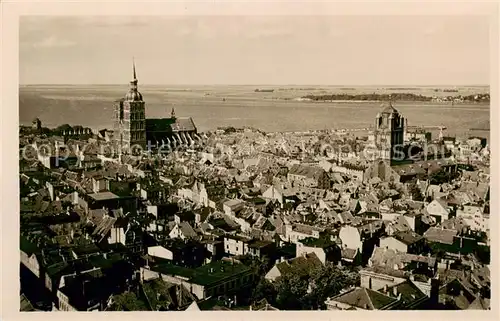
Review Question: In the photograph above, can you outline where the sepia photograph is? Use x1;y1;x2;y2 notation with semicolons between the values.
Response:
12;5;493;314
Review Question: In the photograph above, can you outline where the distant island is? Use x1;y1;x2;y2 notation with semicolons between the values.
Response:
254;89;274;93
300;92;490;103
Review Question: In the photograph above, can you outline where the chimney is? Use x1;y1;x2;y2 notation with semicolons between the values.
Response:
393;287;398;297
383;284;388;293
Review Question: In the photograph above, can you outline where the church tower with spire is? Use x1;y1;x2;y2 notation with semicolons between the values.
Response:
113;59;146;153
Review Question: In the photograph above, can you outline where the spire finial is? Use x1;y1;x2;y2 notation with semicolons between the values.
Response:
133;57;137;80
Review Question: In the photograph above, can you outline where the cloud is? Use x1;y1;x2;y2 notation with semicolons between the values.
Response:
32;35;76;48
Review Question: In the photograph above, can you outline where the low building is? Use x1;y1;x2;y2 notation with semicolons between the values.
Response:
141;260;256;300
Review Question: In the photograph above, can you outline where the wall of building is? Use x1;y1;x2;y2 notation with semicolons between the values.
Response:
264;266;282;282
360;270;406;291
57;291;77;311
224;238;249;256
379;237;408;253
147;246;174;260
108;227;126;245
20;252;40;278
339;226;363;251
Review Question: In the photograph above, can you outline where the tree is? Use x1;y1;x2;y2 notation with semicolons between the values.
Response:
429;170;459;185
109;292;149;311
306;263;359;309
271;263;360;310
409;182;424;201
274;274;309;310
251;279;277;304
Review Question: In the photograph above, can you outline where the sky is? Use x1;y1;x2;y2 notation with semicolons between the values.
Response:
19;15;490;85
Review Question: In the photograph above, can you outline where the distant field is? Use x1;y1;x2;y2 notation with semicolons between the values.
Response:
19;85;490;138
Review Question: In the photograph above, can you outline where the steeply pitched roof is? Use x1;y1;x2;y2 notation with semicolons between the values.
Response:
423;227;457;245
178;222;198;239
146;117;197;133
369;247;436;269
92;215;117;241
288;164;326;180
275;253;322;278
392;230;424;245
381;280;427;305
329;287;398;310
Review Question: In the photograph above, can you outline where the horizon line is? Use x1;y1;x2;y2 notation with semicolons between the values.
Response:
19;83;490;87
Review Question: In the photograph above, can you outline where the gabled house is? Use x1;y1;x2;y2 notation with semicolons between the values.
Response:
379;230;425;254
169;222;198;240
425;199;451;223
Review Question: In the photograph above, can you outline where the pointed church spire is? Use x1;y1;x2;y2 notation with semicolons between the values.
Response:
171;107;176;119
133;57;137;81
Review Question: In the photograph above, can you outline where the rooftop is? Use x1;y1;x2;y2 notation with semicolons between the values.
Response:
151;260;252;287
87;191;119;201
328;287;399;310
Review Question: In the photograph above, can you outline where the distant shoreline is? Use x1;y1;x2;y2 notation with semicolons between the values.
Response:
287;99;490;105
300;93;490;104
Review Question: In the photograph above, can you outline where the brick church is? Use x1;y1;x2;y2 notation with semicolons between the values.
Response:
112;61;199;154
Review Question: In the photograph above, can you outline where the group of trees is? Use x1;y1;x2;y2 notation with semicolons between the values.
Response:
250;262;360;310
429;169;460;185
301;93;433;102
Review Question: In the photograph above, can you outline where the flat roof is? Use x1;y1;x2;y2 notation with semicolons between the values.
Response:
88;191;119;201
152;260;251;286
